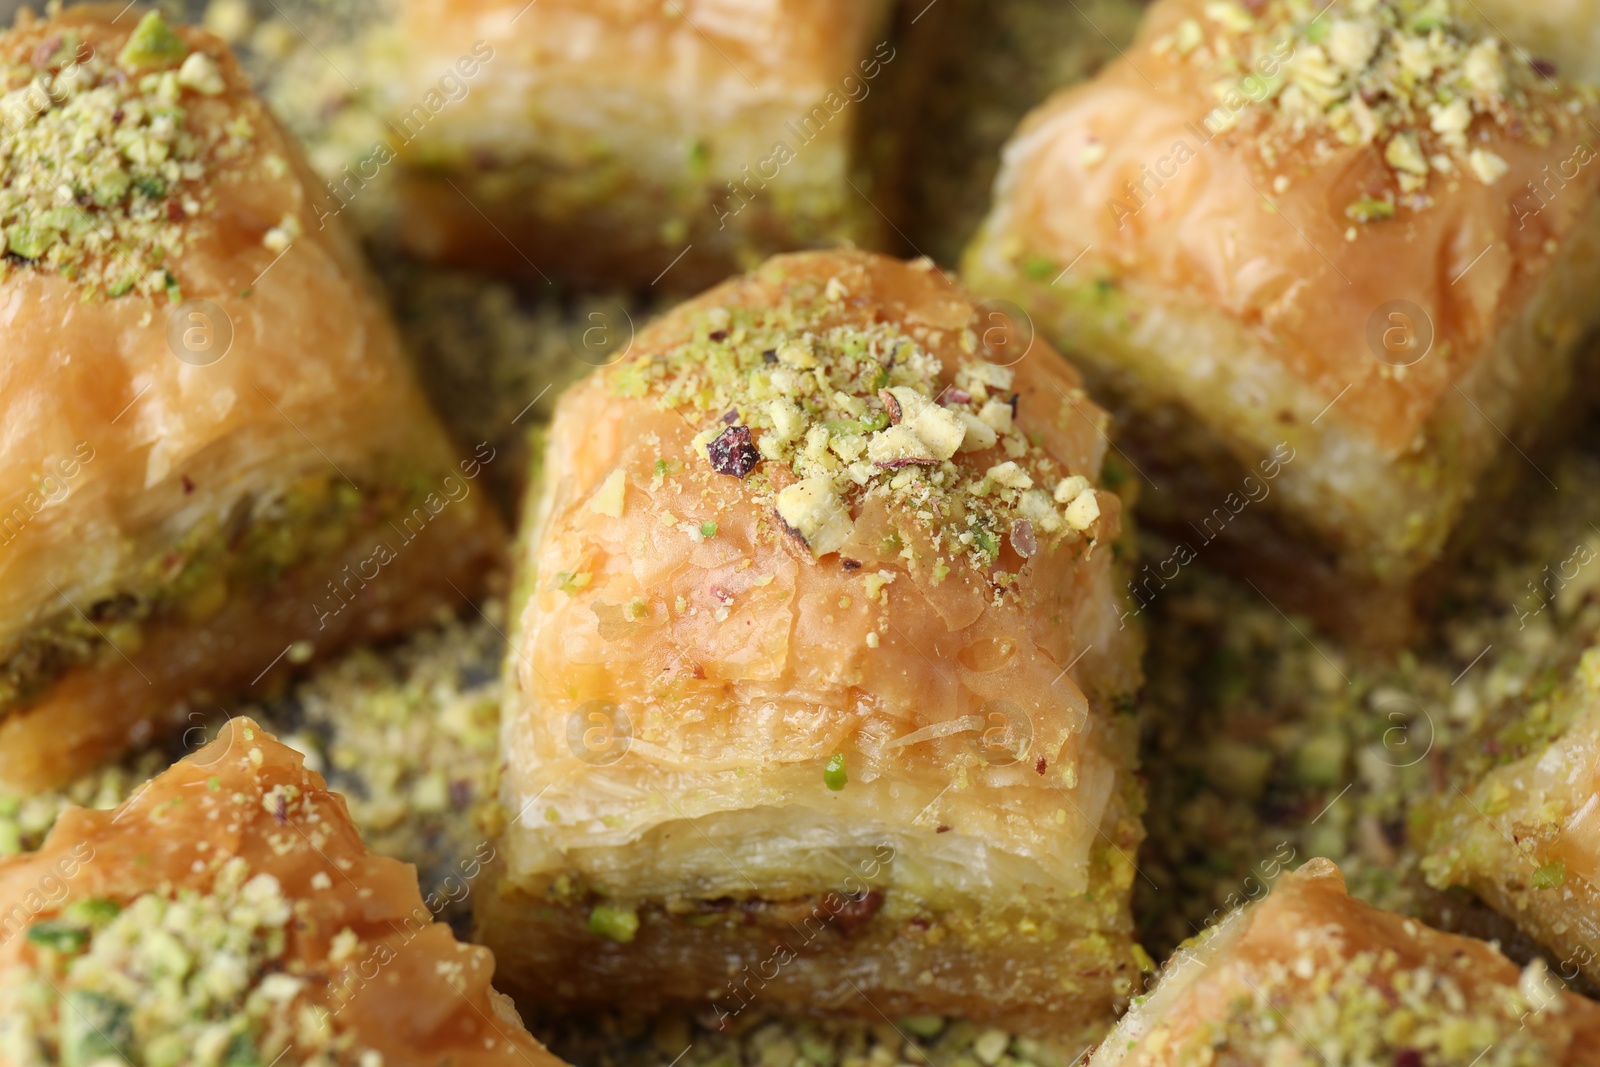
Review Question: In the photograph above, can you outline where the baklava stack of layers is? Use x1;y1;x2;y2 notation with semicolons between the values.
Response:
479;250;1147;1042
387;0;903;290
966;0;1600;642
0;5;504;791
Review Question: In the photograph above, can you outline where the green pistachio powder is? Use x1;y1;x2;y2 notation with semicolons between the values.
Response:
1150;0;1573;203
610;272;1107;588
2;854;380;1067
0;11;249;299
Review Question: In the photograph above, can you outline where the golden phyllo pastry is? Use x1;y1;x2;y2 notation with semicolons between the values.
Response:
1090;859;1600;1067
1417;635;1600;986
964;0;1600;642
0;717;560;1067
386;0;900;290
478;250;1145;1040
0;7;504;790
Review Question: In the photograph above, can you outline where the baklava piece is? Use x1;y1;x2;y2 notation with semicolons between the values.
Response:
1417;637;1600;986
964;0;1600;641
0;717;560;1067
386;0;900;290
0;7;504;790
478;250;1145;1041
0;614;506;946
1091;859;1600;1066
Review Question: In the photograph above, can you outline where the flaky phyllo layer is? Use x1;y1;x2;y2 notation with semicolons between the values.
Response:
1415;640;1600;987
387;0;900;288
0;472;365;715
0;460;492;722
485;252;1144;1035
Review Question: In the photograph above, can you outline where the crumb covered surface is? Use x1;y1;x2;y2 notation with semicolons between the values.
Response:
616;252;1113;575
12;264;1600;1066
1134;436;1600;961
0;612;507;935
1147;0;1586;203
0;8;258;298
0;716;558;1067
4;859;313;1064
1093;861;1600;1066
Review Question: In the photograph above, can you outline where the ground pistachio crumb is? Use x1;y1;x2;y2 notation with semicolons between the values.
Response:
0;11;267;300
589;901;641;943
615;281;1101;577
117;11;188;71
10;856;367;1066
1171;944;1570;1066
0;12;244;298
1165;0;1595;218
824;752;848;791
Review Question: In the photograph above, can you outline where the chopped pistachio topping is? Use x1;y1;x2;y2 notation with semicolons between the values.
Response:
1151;945;1570;1066
1345;196;1396;222
10;857;362;1066
588;467;626;517
0;18;240;298
824;752;848;791
117;12;188;71
588;901;640;943
1530;860;1565;889
775;476;854;558
1166;0;1593;214
611;277;1103;576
